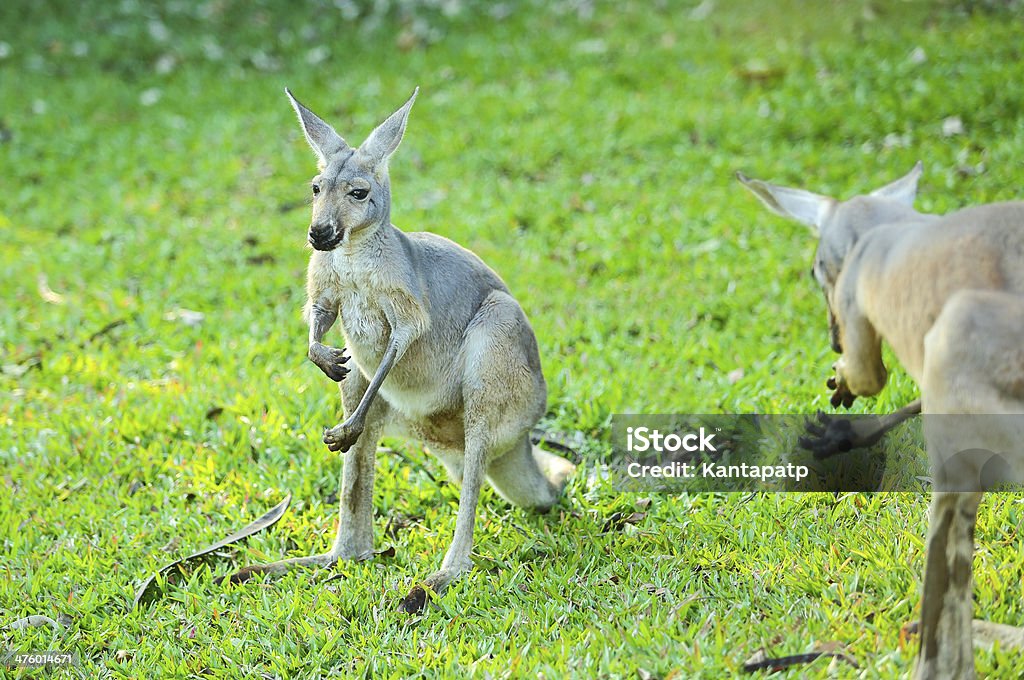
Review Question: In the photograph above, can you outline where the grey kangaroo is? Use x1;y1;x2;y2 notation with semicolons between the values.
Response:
739;163;1024;679
226;88;575;613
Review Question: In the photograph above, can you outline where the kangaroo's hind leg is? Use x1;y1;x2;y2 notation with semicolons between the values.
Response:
914;291;1024;680
399;291;573;612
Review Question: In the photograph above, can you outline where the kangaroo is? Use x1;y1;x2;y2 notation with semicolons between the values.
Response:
739;163;1024;679
224;88;575;613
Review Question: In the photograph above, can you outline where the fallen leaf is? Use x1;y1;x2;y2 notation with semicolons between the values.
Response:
305;46;329;65
942;116;965;137
575;39;608;55
4;615;62;630
133;493;292;608
37;274;64;304
2;357;41;378
245;253;276;265
164;308;205;327
689;0;715;20
736;60;785;83
139;88;162;107
396;29;419;51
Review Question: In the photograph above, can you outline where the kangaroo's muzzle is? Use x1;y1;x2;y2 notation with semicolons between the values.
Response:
308;224;342;251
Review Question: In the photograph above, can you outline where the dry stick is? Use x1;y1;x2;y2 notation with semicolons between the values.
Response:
82;318;127;346
529;427;581;462
742;652;859;673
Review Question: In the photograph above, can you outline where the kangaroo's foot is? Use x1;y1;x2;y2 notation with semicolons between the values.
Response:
398;561;472;614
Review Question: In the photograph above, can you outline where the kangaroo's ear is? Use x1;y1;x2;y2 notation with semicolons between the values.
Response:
870;160;923;206
359;87;418;166
736;172;834;235
285;88;349;166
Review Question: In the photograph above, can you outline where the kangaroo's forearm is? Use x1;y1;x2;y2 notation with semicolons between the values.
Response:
826;291;888;407
880;398;922;427
306;301;349;381
348;336;401;424
308;302;338;346
321;334;404;453
837;322;887;396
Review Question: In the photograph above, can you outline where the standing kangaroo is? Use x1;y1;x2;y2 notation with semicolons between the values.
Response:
739;164;1024;679
226;88;575;613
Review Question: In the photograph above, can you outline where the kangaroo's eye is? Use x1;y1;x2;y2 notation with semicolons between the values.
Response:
311;182;321;196
349;188;369;200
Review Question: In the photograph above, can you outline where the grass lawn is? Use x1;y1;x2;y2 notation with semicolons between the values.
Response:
3;0;1024;676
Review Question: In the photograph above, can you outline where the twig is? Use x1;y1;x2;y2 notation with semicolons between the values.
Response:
82;318;127;347
742;652;859;673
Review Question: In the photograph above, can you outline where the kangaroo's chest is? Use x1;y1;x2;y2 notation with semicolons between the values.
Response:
337;285;389;352
335;283;452;415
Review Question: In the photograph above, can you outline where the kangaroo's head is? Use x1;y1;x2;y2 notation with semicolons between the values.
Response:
737;162;923;352
285;87;418;250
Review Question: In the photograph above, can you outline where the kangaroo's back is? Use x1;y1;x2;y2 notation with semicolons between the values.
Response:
935;202;1024;293
855;204;1024;381
405;230;512;334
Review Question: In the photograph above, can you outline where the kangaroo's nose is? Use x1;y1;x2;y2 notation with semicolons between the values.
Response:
309;224;332;240
308;223;340;250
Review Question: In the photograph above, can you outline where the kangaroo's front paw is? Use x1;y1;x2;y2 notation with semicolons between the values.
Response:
826;360;857;409
800;410;854;458
799;410;886;458
323;421;363;453
309;342;350;382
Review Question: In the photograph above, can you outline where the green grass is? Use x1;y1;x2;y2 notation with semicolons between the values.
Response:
3;0;1024;676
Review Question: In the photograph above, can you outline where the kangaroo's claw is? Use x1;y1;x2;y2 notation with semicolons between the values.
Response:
826;368;857;409
803;414;826;438
829;388;857;409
